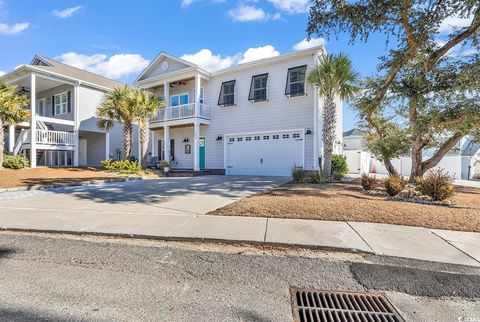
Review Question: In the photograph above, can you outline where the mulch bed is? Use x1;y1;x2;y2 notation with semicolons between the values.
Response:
0;167;121;189
208;181;480;232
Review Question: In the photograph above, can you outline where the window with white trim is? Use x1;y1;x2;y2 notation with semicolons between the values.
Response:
263;135;270;140
254;136;260;140
54;92;68;115
36;98;46;116
293;133;300;138
285;65;307;97
246;137;252;141
283;134;290;139
248;74;268;103
273;135;279;139
237;137;243;141
229;138;235;142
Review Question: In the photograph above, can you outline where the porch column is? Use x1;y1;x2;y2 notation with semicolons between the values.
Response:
137;126;142;162
8;124;15;155
73;85;79;166
194;73;201;117
164;126;170;162
105;129;110;160
151;131;156;157
30;73;37;168
163;82;169;107
193;120;200;171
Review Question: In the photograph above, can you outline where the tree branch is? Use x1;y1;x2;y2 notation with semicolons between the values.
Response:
423;8;480;74
401;0;417;53
422;133;463;171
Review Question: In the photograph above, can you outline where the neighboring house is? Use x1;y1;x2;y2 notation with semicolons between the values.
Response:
134;46;343;176
1;56;135;167
343;128;365;151
342;128;479;180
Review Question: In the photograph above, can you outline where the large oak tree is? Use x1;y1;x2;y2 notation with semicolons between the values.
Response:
307;0;480;181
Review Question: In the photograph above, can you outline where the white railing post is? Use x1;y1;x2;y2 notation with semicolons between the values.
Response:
30;73;37;168
194;74;201;118
8;125;15;154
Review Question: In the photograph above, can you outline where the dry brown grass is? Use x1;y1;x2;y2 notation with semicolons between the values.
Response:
0;167;121;189
209;181;480;232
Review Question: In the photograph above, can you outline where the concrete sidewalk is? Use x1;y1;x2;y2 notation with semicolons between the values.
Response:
1;209;479;267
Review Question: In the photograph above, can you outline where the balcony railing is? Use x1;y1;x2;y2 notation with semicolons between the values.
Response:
23;130;75;146
152;103;210;122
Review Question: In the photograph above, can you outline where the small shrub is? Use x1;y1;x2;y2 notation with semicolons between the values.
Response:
292;167;306;182
331;154;349;175
361;174;377;191
2;154;30;169
311;170;328;184
384;174;406;196
158;160;169;168
332;171;344;181
102;159;141;175
415;169;455;201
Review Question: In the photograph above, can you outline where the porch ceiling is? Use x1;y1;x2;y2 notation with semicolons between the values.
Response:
14;76;65;93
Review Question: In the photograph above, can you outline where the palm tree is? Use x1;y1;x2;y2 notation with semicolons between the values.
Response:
131;89;161;168
307;53;360;177
0;81;30;167
97;86;135;160
96;86;160;167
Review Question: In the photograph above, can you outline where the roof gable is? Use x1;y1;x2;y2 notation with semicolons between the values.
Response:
135;52;197;83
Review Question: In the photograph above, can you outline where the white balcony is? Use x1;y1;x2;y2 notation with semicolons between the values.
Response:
152;103;210;123
17;130;75;147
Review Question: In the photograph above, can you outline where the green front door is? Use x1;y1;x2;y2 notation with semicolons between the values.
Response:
199;137;206;170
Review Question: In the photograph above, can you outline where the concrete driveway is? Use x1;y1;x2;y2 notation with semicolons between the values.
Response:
0;176;288;216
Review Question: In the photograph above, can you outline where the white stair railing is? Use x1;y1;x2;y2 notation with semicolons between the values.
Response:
13;129;30;155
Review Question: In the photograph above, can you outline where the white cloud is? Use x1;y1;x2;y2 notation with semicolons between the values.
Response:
438;16;473;33
267;0;309;13
181;45;280;71
181;0;197;7
52;6;82;18
239;45;280;63
55;52;150;80
0;22;29;35
0;70;5;76
293;37;326;50
181;49;241;71
228;5;268;22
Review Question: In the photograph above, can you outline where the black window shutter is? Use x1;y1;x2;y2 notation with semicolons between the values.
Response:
67;91;72;113
52;95;55;115
170;139;175;161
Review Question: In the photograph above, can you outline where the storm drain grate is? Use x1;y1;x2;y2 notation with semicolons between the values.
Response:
290;288;405;322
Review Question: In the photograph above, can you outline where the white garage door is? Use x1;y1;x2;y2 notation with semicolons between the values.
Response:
225;130;304;176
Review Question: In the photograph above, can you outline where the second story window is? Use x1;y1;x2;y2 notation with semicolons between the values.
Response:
218;80;235;107
285;65;307;97
54;92;69;115
248;74;268;103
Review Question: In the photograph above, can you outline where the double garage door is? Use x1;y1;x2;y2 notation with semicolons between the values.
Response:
225;130;304;176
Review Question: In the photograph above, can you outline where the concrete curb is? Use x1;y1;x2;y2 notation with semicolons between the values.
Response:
0;176;143;193
0;227;374;255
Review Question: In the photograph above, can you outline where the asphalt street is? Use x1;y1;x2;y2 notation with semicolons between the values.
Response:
0;231;479;322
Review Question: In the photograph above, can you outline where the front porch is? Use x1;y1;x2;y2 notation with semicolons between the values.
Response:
150;122;213;172
2;69;81;168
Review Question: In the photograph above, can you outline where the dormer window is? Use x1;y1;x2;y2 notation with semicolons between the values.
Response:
218;80;235;107
248;74;268;103
285;65;307;97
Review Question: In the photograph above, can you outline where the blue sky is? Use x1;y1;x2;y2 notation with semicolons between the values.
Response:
0;0;473;131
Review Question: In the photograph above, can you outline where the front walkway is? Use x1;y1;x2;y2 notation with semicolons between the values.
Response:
0;177;478;267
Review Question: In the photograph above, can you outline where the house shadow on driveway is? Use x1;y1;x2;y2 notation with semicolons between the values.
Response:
48;176;290;213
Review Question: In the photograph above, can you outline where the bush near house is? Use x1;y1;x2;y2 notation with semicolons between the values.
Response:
331;154;349;175
292;167;306;183
361;174;377;191
311;170;328;183
332;171;344;181
384;174;406;196
102;159;141;175
2;154;30;169
415;169;455;201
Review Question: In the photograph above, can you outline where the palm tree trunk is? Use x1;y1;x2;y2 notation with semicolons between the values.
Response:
322;95;336;176
123;122;132;159
139;121;149;168
0;119;4;167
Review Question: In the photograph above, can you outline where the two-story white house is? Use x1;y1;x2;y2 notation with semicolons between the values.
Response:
1;56;134;167
135;46;343;176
